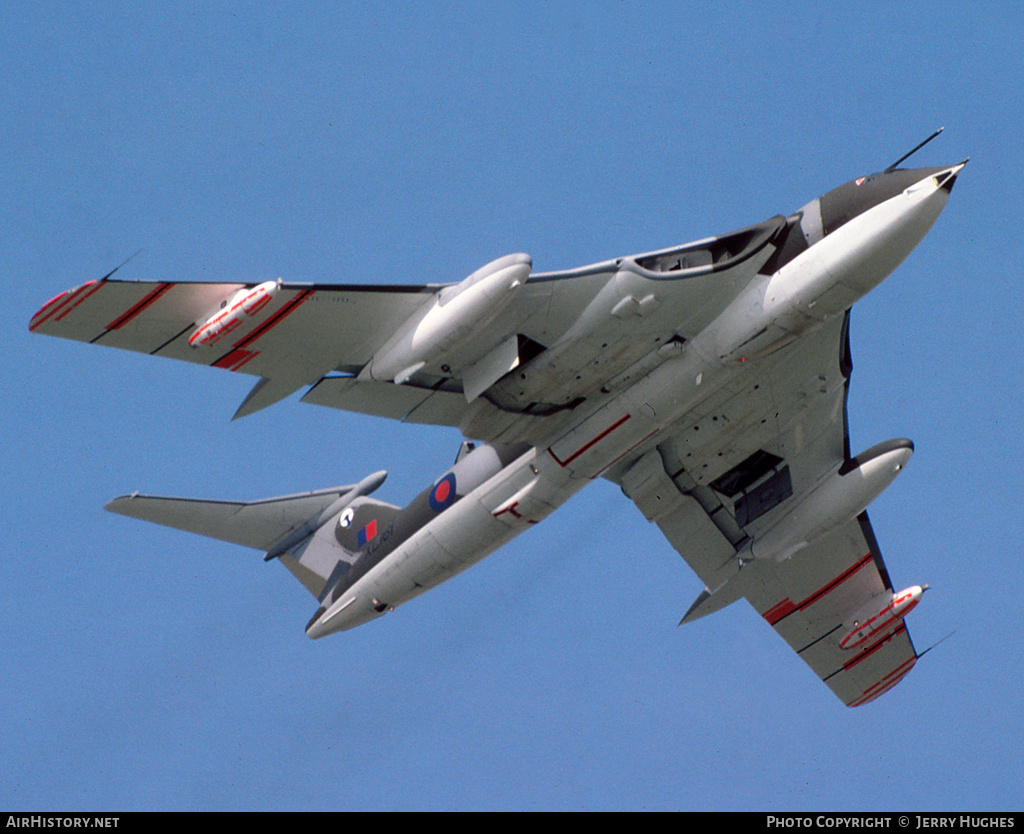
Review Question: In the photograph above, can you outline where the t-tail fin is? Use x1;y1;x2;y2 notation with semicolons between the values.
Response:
105;471;393;599
290;496;403;600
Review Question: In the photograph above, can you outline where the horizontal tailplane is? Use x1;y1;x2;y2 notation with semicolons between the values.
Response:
105;471;392;598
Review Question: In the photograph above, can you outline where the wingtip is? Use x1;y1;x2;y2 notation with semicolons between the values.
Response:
104;492;140;513
29;281;99;332
29;251;144;333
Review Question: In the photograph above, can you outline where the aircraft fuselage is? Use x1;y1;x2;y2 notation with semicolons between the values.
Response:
305;162;962;637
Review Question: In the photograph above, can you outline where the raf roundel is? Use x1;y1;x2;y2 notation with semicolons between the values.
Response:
429;472;457;513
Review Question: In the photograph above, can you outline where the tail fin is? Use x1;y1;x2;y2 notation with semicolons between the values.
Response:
105;471;392;599
278;496;401;599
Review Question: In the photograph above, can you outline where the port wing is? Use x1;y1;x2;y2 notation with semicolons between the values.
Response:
611;312;919;705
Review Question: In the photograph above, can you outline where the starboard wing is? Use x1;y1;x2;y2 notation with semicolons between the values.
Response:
29;273;438;415
30;217;785;426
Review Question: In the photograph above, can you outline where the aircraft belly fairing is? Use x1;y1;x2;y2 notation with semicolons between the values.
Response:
30;145;966;706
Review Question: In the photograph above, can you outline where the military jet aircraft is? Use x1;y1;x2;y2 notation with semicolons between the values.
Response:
30;133;965;706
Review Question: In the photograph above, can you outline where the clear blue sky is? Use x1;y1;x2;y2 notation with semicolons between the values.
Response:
3;1;1020;812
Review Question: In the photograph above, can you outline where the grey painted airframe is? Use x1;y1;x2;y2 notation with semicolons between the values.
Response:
31;133;965;706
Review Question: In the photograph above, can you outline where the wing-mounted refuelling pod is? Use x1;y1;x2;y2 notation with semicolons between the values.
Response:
189;279;281;347
743;439;913;563
839;585;927;650
362;254;530;397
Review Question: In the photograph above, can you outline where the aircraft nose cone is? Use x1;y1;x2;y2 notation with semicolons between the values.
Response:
820;160;966;237
937;159;969;194
892;442;914;472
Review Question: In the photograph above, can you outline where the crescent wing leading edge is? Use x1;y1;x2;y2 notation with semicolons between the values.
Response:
32;217;784;426
29;276;438;416
609;311;920;706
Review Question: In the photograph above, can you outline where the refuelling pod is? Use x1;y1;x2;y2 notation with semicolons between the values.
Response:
839;585;927;650
190;279;281;347
364;253;530;386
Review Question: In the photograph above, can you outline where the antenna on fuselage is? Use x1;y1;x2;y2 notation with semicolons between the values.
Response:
884;127;944;173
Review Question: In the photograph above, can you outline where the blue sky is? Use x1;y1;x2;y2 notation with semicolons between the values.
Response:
3;1;1021;812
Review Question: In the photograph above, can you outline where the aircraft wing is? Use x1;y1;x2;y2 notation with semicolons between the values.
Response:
610;312;919;706
741;513;918;706
31;216;785;424
29;269;439;416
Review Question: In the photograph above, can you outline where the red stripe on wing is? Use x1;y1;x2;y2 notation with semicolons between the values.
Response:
841;622;908;673
547;413;632;468
29;281;102;331
762;553;874;626
105;283;174;330
847;655;917;707
213;349;260;372
228;289;314;350
210;289;313;372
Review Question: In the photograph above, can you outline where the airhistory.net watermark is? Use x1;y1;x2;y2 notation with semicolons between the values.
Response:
5;818;119;828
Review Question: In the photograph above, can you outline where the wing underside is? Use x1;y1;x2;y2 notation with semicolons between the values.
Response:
33;224;921;703
743;513;918;706
29;276;435;384
611;312;920;705
31;218;785;426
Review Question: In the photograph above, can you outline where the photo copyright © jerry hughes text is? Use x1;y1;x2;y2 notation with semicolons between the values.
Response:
766;817;1017;829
